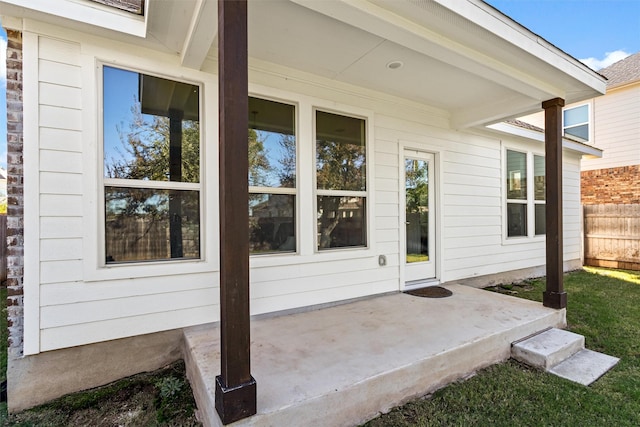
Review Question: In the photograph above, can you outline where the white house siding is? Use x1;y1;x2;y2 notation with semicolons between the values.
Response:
582;85;640;171
24;24;583;353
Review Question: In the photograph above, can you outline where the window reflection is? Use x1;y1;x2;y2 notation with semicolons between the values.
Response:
105;187;200;263
249;194;295;253
248;97;297;255
102;65;201;264
103;66;200;183
317;196;366;249
248;97;296;188
316;111;366;192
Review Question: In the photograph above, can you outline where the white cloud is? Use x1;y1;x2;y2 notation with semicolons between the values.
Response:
580;50;631;71
0;36;6;84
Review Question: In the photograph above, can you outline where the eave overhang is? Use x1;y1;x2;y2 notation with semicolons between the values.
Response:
0;0;607;129
486;122;604;158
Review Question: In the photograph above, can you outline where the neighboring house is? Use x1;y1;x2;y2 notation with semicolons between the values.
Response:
581;52;640;204
516;53;640;270
1;0;605;420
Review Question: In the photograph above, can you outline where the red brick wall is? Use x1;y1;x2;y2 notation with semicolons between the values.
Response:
5;29;24;359
581;165;640;205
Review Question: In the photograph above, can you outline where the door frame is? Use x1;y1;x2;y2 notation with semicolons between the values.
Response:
399;141;442;289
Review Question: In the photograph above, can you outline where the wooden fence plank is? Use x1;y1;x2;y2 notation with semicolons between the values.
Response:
584;204;640;271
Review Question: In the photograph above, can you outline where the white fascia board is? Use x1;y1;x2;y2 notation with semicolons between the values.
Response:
291;0;563;102
0;14;22;30
435;0;606;98
0;0;147;37
487;122;603;158
180;0;218;70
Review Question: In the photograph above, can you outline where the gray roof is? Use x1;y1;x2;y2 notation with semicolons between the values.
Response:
599;52;640;88
505;119;543;133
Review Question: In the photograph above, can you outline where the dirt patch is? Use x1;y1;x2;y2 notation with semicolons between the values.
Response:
5;360;201;426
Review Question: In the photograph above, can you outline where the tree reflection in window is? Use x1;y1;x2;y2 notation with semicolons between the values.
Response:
316;111;367;249
248;97;297;254
103;66;201;263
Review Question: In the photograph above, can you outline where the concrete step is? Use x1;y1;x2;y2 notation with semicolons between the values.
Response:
512;328;584;370
549;349;620;386
512;328;619;386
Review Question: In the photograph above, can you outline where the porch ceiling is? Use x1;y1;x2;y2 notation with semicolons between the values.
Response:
1;0;606;128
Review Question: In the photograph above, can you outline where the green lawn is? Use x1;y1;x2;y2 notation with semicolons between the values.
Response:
364;267;640;426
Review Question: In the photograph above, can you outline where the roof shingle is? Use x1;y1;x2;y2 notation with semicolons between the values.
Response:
599;52;640;88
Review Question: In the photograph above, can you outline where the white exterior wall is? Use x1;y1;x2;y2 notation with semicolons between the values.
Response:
22;22;583;354
582;84;640;171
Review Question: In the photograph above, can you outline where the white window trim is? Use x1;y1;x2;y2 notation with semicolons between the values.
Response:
83;58;218;282
502;145;546;244
247;86;375;268
562;103;591;142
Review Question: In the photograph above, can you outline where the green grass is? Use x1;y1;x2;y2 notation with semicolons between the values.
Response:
364;267;640;427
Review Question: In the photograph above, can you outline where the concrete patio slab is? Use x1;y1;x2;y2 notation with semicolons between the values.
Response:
183;284;566;427
549;349;620;386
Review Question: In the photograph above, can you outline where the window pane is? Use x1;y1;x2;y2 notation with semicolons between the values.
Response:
105;187;200;263
564;105;588;127
249;194;296;254
316;111;366;191
535;204;546;235
103;66;200;183
248;97;296;188
534;155;545;201
317;196;366;249
405;159;430;263
565;124;589;141
507;203;527;237
506;150;527;200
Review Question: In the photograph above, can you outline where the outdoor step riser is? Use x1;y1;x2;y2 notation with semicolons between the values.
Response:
511;328;585;370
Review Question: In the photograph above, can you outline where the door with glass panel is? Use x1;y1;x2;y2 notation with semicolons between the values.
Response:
403;150;436;283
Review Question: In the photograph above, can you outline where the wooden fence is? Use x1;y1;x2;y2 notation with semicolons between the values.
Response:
584;204;640;271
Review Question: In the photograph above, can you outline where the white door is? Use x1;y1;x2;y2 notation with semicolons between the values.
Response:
403;150;436;284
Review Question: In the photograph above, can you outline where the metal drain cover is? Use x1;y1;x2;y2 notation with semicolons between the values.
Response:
405;286;453;298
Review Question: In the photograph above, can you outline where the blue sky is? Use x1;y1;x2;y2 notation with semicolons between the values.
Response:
485;0;640;69
1;2;640;170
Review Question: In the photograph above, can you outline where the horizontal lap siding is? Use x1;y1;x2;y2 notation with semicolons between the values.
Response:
35;37;219;351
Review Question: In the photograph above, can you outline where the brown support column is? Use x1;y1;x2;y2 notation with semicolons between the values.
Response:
542;98;567;309
215;0;256;424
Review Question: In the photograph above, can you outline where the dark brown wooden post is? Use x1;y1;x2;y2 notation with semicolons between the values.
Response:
542;98;567;309
216;0;257;424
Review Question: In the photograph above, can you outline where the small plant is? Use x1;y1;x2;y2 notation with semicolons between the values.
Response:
155;376;183;399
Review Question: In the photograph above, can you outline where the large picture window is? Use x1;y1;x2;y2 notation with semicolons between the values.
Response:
316;110;367;250
248;97;297;254
506;149;545;239
103;65;201;264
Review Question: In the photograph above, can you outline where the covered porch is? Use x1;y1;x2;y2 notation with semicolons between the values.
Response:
184;284;565;427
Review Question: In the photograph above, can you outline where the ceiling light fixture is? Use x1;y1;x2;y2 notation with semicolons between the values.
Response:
386;60;404;70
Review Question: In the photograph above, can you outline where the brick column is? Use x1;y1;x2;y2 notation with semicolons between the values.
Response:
5;29;25;359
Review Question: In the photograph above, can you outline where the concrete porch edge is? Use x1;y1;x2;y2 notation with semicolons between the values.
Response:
183;285;566;427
